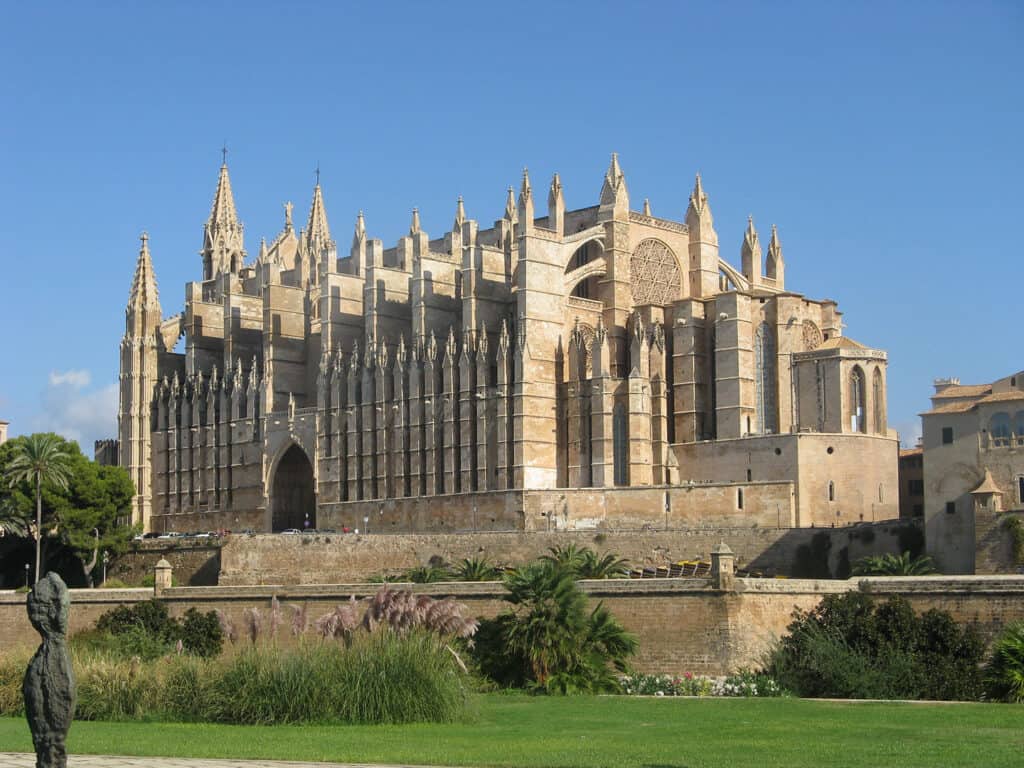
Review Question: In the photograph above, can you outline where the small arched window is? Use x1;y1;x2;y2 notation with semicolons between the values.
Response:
850;367;866;433
990;412;1012;447
737;488;744;510
828;480;836;502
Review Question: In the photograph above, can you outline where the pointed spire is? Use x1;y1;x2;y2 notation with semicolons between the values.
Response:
396;334;407;365
598;152;629;220
352;210;366;250
741;215;762;285
409;207;421;235
426;330;438;362
643;198;651;217
519;167;532;201
445;326;457;363
305;182;331;244
766;224;785;285
689;173;707;215
549;173;562;204
548;172;565;234
453;196;466;230
477;322;488;356
504;186;517;223
284;201;294;231
256;237;268;265
129;232;161;312
208;160;240;230
518;168;534;231
498;318;510;354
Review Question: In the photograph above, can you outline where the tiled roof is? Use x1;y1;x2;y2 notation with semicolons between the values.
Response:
817;336;868;350
978;391;1024;404
899;447;923;458
933;384;992;400
920;400;977;416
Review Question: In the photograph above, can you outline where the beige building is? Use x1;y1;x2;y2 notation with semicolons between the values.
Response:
922;373;1024;573
0;420;8;445
116;155;897;534
898;446;924;519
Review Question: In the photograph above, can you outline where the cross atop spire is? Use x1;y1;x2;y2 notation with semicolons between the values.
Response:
221;143;228;166
315;162;320;186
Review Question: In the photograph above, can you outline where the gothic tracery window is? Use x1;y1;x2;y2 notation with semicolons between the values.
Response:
802;320;823;351
850;366;866;433
755;322;777;434
630;239;680;306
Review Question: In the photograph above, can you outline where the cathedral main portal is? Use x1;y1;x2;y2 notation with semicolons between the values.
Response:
271;445;316;531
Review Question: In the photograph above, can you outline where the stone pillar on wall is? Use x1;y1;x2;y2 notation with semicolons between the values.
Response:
567;321;584;487
475;328;491;491
361;349;377;500
392;337;408;498
672;300;708;443
590;320;616;488
495;321;511;490
650;324;669;485
168;374;181;513
408;339;424;497
331;350;346;501
442;329;458;494
423;332;438;496
346;342;362;501
628;314;653;486
205;371;218;508
375;341;390;499
154;558;172;596
714;292;755;439
459;331;475;492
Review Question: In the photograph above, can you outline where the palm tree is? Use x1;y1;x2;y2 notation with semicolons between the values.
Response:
576;549;631;579
4;434;73;583
453;556;500;581
851;551;937;577
540;543;590;575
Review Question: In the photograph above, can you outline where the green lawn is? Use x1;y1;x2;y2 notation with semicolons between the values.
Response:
0;695;1021;768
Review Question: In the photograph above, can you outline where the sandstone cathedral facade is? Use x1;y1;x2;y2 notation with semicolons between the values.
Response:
117;155;898;534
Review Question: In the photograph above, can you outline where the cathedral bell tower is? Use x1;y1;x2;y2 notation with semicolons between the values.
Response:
119;232;163;530
200;156;245;280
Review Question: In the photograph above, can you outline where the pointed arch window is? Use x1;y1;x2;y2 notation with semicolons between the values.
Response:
872;367;885;434
755;322;777;434
850;367;866;433
613;403;628;486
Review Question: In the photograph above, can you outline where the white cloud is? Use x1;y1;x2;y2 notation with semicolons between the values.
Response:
48;369;91;389
33;372;118;454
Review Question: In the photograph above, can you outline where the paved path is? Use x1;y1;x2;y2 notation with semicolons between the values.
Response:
0;755;443;768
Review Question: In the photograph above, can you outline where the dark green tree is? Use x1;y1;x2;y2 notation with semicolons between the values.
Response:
1;434;136;584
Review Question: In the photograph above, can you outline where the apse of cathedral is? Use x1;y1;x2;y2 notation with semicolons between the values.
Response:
117;155;898;534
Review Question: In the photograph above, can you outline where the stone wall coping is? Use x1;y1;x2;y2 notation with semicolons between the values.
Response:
0;588;152;606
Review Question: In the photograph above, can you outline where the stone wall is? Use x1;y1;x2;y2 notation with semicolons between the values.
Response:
217;520;919;585
3;575;1022;676
109;542;222;586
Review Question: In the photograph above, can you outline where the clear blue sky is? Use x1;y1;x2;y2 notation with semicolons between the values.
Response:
1;1;1020;453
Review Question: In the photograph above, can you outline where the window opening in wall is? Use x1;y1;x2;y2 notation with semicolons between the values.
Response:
1018;476;1024;504
872;367;885;434
850;366;866;433
942;427;954;444
746;416;751;435
737;488;744;510
878;484;883;503
1016;411;1024;446
945;501;956;514
990;412;1011;447
828;481;835;501
746;468;752;482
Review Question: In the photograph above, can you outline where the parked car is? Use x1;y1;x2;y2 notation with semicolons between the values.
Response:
156;532;182;539
301;528;319;535
279;528;301;535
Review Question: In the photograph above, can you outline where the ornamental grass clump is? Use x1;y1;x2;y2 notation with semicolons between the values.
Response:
983;620;1024;703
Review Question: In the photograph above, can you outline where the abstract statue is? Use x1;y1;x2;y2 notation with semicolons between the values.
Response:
23;573;75;768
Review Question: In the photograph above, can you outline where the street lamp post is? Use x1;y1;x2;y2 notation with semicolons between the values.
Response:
24;563;30;589
102;551;110;585
363;515;370;535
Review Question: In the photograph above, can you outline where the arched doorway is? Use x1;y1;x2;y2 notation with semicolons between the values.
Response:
271;444;316;531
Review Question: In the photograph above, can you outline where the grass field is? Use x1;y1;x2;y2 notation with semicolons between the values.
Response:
1;695;1022;767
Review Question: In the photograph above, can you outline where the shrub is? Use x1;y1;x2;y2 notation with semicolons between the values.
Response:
984;620;1024;702
765;591;983;700
178;608;224;658
206;632;469;725
453;556;500;581
473;561;637;694
0;651;30;716
100;578;132;589
96;599;173;637
90;599;223;659
852;551;937;576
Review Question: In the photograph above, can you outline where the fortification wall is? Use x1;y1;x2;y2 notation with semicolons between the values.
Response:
217;520;919;585
3;576;1022;675
110;542;222;586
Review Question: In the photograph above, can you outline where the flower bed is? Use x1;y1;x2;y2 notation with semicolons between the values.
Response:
621;670;785;697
